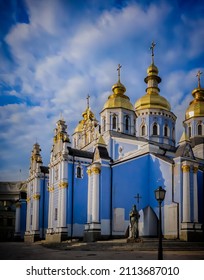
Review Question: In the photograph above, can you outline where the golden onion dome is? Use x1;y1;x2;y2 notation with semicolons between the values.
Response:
135;63;171;111
135;93;171;111
103;81;134;111
185;87;204;119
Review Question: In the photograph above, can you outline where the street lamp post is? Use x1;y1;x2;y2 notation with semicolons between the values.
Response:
154;186;166;260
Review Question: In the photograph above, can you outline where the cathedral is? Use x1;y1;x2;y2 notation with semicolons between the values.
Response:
18;44;204;243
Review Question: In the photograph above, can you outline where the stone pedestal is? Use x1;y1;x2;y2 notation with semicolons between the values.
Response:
84;223;101;242
24;231;40;243
45;227;68;243
180;222;203;241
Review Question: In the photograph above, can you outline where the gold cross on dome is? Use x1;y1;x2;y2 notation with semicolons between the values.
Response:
150;41;156;64
117;64;122;81
196;70;203;88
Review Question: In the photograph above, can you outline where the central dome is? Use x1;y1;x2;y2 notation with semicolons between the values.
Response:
135;63;171;111
135;92;171;111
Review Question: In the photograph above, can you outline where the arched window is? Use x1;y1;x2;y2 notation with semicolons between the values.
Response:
125;115;129;131
164;125;168;137
76;166;82;178
153;123;158;136
141;125;146;136
198;124;202;135
188;126;191;138
112;115;117;130
103;117;106;132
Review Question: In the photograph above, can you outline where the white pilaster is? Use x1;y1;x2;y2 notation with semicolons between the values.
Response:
182;162;191;222
87;168;93;223
33;194;40;231
59;183;67;228
91;165;101;223
193;166;199;223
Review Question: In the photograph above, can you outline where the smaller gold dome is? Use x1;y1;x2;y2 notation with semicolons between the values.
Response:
103;93;134;111
185;87;204;119
103;80;134;111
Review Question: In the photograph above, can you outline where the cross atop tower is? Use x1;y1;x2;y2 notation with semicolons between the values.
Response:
86;94;90;108
150;41;156;64
196;70;203;88
117;64;122;82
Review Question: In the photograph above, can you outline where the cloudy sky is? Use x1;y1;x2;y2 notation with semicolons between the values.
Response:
0;0;204;181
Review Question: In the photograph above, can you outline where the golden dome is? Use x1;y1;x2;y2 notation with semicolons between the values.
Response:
135;93;171;111
103;81;134;111
185;87;204;119
135;63;171;111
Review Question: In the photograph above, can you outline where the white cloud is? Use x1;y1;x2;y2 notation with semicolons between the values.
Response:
0;0;203;180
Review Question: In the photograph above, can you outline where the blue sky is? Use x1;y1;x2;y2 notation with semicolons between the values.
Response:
0;0;204;181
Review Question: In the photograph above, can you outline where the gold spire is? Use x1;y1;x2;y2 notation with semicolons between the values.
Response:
185;70;204;120
102;64;134;111
135;42;170;111
74;95;97;133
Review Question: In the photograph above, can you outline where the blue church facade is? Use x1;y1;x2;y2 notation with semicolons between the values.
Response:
22;49;204;243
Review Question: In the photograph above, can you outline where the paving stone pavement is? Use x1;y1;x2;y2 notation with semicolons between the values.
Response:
0;239;204;260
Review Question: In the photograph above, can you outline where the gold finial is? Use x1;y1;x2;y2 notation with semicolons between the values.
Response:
196;70;203;88
117;64;122;82
86;94;90;109
150;41;156;64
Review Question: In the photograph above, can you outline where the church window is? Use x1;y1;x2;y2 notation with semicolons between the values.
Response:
125;115;129;131
164;125;168;137
153;123;158;135
76;166;82;178
188;126;192;138
141;125;146;136
112;115;117;130
54;208;58;221
198;124;202;135
103;117;106;132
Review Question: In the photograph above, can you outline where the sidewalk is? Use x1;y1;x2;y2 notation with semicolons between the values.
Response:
0;238;204;260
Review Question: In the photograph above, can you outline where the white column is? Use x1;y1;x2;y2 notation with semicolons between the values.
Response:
91;165;100;223
48;189;54;229
15;203;21;234
48;166;55;230
57;181;61;228
193;166;199;223
59;184;67;227
182;163;191;222
33;194;40;231
87;168;92;223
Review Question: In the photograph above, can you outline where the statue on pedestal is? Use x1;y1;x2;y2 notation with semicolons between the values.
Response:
129;204;140;239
